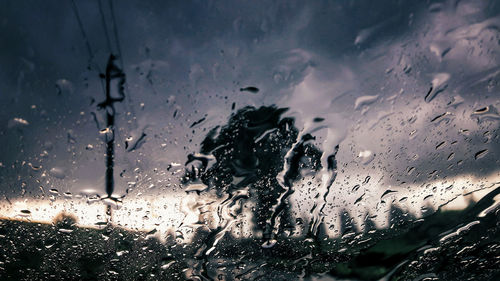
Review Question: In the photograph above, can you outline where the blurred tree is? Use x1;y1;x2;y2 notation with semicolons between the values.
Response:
182;105;323;240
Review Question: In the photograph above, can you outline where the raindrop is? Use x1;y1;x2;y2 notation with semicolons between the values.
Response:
99;127;114;142
58;228;74;234
429;41;451;59
354;95;379;110
102;197;123;209
474;149;488;160
49;167;66;179
161;260;176;270
49;188;59;194
447;153;455;161
7;117;29;128
358;150;375;165
470;105;500;123
430;112;452;123
354;193;365;204
425;73;450;102
55;79;73;95
409;129;418;139
126;131;147;152
190;117;206;128
363;176;371;184
28;163;42;171
459;129;470;136
381;189;397;199
447;95;464;108
116;250;128;256
407;167;415;175
239;86;259;93
185;183;209;193
261;239;277;248
435;141;445;149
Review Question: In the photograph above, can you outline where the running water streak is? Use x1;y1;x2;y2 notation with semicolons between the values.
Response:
181;106;316;279
266;120;340;243
308;144;339;238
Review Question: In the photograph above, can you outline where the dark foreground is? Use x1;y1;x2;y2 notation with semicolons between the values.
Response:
0;188;499;281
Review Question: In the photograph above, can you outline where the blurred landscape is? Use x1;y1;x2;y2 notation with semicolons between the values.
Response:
1;186;498;281
1;0;500;280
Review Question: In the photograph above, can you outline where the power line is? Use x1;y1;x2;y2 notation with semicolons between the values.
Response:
109;0;124;69
98;0;113;54
71;0;105;92
70;0;95;62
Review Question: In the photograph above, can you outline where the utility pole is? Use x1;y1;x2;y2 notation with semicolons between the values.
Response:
98;54;125;220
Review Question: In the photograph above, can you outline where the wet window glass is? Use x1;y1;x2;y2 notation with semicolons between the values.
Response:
0;1;499;280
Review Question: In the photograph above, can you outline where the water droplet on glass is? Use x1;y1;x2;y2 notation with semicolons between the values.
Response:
407;166;415;175
354;193;365;204
239;86;259;94
474;149;488;160
7;117;29;128
354;95;379;110
55;79;73;95
429;41;451;59
58;228;74;234
99;127;114;142
363;176;371;184
430;112;453;124
425;73;450;102
160;258;176;270
381;190;397;199
447;152;455;161
358;150;375;165
435;141;445;149
261;239;277;248
470;105;500;123
447;95;464;108
49;188;59;194
49;167;66;179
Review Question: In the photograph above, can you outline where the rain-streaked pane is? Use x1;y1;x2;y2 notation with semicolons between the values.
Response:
0;0;499;280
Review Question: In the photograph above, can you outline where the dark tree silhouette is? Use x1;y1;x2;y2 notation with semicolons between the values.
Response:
182;105;323;239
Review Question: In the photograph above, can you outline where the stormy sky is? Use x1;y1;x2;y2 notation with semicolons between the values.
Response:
0;0;499;235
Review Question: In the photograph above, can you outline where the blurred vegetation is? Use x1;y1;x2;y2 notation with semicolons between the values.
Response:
0;188;498;280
